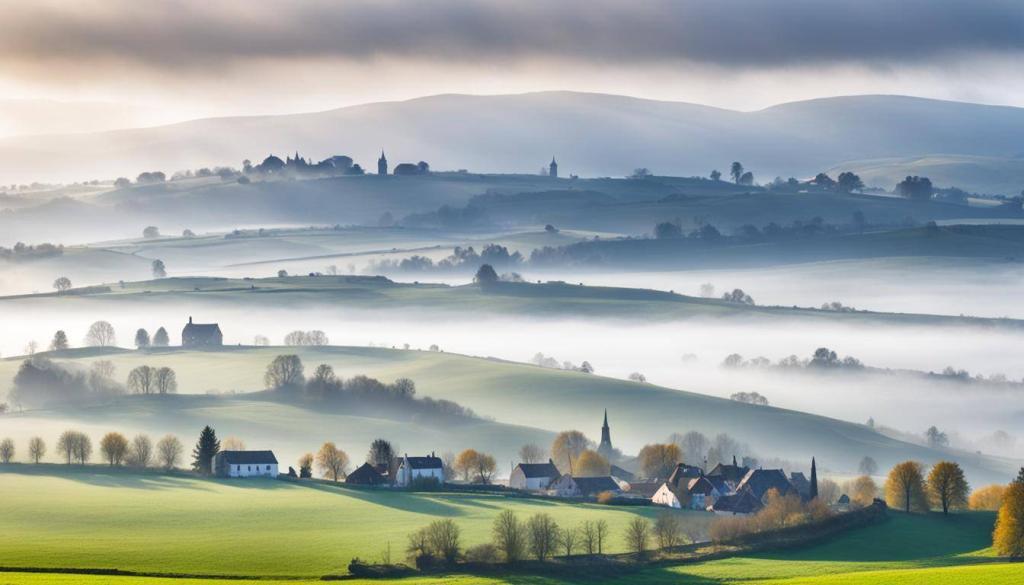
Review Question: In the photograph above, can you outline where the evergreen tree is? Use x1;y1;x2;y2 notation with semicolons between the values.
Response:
152;327;170;347
135;328;151;348
50;330;69;351
1015;467;1024;485
810;457;819;500
191;425;220;475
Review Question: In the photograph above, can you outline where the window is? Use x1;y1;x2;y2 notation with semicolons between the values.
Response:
266;465;271;470
248;465;252;471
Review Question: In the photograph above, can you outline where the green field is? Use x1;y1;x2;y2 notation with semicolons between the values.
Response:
0;470;1019;584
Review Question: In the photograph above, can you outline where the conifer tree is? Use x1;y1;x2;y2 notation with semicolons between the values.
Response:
191;425;220;475
810;457;819;500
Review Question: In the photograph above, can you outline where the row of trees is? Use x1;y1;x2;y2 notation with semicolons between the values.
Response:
27;322;173;353
0;431;184;469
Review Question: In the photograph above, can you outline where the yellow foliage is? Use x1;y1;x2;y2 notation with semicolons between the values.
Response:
885;461;928;513
926;461;969;514
851;475;878;507
994;482;1024;558
575;449;610;477
970;484;1007;511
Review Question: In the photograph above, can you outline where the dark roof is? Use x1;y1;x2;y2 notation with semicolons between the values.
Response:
625;481;662;498
837;494;851;504
668;463;704;488
789;472;811;496
610;464;635;482
346;462;388;485
573;476;621;496
184;322;221;333
217;450;277;464
403;455;443;470
712;490;763;514
707;463;750;484
738;469;795;500
516;461;560;479
687;475;728;496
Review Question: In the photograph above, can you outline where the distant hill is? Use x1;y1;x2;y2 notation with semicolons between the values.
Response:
829;154;1024;196
3;92;1024;192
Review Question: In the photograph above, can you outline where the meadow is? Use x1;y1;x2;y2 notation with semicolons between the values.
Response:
0;468;1016;584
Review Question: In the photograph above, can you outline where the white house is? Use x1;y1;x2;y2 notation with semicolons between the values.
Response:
395;453;445;487
509;459;561;491
212;450;278;478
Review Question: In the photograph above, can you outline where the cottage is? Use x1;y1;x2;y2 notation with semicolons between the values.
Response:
706;457;750;485
395;453;444;487
737;468;796;501
652;482;684;508
789;472;811;498
182;317;223;348
711;490;763;515
548;474;621;498
212;450;278;478
666;463;704;490
623;481;662;499
346;462;389;486
509;459;561;491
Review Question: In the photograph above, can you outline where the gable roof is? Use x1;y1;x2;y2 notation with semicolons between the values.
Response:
706;463;750;484
346;462;388;485
687;475;728;496
572;476;621;496
625;481;662;498
789;472;811;496
516;460;560;479
738;468;795;500
610;464;635;482
668;463;704;488
712;490;763;514
217;450;277;464
403;455;443;470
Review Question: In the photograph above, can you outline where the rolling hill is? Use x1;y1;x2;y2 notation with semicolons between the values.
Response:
3;92;1024;192
1;346;1017;484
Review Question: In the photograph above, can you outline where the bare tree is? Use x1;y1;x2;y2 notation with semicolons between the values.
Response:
85;321;116;347
127;365;156;394
57;430;92;464
53;276;72;293
595;519;609;554
156;434;184;470
0;438;14;463
264;355;305;389
492;509;526;563
625;516;652;557
518;443;545;464
316;442;349;481
559;525;578;557
653;512;684;549
154;367;177;394
580;521;597;555
425;519;461;564
50;330;69;351
128;434;153;468
221;436;246;451
100;432;129;466
527;513;559;561
28;436;46;463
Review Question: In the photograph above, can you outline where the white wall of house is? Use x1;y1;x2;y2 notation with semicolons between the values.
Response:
396;462;444;486
509;468;554;491
227;462;278;478
652;483;681;508
547;475;579;497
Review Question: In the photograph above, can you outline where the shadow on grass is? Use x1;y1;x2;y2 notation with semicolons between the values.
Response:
0;464;217;492
293;480;467;516
747;511;998;566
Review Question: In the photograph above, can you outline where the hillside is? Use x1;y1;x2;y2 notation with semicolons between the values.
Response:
3;92;1024;192
1;346;1016;484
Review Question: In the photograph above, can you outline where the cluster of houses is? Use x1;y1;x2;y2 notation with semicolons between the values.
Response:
211;412;836;516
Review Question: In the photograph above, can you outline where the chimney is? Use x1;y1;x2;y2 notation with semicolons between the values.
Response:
188;316;193;324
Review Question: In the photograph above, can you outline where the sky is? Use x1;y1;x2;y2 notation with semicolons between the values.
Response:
0;0;1023;136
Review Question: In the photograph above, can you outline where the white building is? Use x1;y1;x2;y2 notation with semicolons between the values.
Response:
212;450;279;478
652;482;683;509
509;459;561;491
395;453;444;487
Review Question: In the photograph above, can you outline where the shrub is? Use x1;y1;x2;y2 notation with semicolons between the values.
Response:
596;491;616;504
970;484;1007;511
464;543;500;564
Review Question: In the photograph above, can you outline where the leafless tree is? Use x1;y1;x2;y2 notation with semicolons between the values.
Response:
127;365;156;394
625;517;652;557
492;509;526;563
156;434;183;470
518;443;545;464
0;438;14;463
53;276;72;293
100;432;129;466
221;436;245;451
527;513;559;561
28;436;46;463
154;367;177;394
128;434;153;467
84;321;116;347
264;355;305;389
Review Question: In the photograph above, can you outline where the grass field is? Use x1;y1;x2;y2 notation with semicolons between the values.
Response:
0;469;1017;585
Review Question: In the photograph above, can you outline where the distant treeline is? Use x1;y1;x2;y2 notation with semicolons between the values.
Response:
0;242;63;262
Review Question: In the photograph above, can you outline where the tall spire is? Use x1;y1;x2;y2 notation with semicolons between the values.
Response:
603;409;608;428
809;457;819;500
598;409;613;457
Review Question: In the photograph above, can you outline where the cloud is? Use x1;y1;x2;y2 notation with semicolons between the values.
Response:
1;0;1022;74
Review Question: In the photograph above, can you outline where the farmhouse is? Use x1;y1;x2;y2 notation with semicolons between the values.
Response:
548;474;622;498
687;474;731;510
395;453;444;487
737;468;797;501
182;316;223;348
666;463;704;490
346;462;389;486
711;489;763;516
212;450;278;478
509;459;561;491
706;457;750;485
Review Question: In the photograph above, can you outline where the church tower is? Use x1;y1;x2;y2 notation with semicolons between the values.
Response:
378;151;388;176
598;409;613;458
549;157;558;178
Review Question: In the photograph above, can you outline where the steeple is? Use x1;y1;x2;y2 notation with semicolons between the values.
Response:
549;157;558;178
809;457;819;500
377;150;388;176
598;409;613;458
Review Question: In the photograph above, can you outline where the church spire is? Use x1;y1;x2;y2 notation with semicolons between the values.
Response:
598;409;613;457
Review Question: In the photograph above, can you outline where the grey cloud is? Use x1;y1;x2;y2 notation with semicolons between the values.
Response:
2;0;1023;71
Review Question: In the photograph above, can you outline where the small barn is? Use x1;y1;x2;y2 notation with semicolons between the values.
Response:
346;462;390;486
213;450;278;478
509;459;560;491
182;317;223;348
